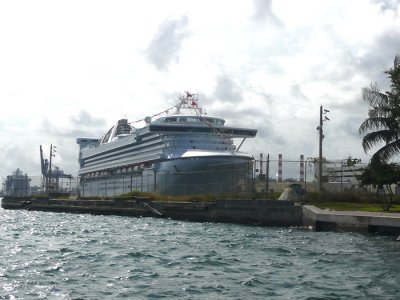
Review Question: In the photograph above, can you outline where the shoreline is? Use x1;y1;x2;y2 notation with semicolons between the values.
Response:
1;197;302;226
2;197;400;236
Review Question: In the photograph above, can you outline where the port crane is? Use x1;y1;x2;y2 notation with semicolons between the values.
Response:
40;144;73;194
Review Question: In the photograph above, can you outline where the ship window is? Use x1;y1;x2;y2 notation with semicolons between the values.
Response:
206;118;214;124
165;117;177;122
201;117;224;125
184;117;199;123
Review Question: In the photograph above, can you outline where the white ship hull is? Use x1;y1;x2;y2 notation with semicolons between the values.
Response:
80;152;253;197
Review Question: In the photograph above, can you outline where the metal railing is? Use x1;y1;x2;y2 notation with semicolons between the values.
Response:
1;157;365;199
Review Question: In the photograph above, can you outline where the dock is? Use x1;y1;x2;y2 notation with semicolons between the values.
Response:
303;205;400;235
3;197;400;235
0;197;303;226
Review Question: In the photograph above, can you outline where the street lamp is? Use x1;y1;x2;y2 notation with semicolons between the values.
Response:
317;106;329;192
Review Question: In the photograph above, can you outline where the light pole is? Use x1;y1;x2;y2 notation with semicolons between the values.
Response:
316;106;329;192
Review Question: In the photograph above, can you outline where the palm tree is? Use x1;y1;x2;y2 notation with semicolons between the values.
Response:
359;55;400;163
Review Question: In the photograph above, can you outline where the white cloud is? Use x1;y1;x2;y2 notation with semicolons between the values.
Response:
0;0;400;180
146;16;190;71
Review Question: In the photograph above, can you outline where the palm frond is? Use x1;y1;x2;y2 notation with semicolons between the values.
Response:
361;130;396;152
359;117;393;134
372;139;400;162
368;105;392;118
362;85;389;106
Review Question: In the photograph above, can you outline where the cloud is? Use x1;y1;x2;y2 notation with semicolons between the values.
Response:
356;32;400;88
0;144;39;177
252;0;283;26
2;0;400;179
25;112;109;175
41;111;106;139
69;111;107;130
290;84;308;101
372;0;399;13
214;75;244;103
146;16;190;71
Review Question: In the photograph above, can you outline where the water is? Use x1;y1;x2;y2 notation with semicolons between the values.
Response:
0;208;399;299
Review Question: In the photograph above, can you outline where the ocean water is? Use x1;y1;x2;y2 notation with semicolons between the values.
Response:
0;208;399;300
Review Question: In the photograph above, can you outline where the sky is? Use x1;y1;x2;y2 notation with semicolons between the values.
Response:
1;0;400;180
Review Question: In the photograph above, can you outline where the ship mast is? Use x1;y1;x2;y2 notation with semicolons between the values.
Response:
176;91;202;115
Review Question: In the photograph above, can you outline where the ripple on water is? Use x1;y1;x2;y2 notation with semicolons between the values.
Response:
0;209;400;299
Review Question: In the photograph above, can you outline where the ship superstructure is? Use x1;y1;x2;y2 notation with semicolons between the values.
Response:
77;93;257;196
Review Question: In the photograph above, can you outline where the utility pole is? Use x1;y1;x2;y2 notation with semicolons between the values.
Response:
48;144;57;193
318;106;323;192
317;106;329;192
48;144;53;193
266;154;270;198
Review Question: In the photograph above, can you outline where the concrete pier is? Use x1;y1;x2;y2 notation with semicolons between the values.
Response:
303;205;400;235
1;197;303;227
160;199;303;226
3;197;400;235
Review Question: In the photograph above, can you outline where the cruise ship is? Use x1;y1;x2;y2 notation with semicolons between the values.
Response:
77;93;257;197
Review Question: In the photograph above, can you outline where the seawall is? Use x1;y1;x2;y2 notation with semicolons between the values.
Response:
3;197;400;235
303;205;400;235
0;197;303;227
